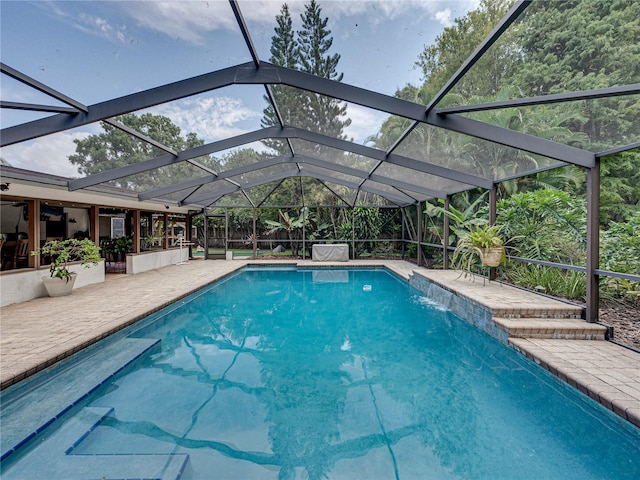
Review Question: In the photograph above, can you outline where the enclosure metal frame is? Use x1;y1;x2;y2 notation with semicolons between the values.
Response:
2;0;639;323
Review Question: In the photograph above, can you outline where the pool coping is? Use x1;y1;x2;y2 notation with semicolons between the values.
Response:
1;259;638;430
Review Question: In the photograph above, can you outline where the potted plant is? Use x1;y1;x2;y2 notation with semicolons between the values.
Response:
31;238;101;297
452;224;505;274
112;236;133;261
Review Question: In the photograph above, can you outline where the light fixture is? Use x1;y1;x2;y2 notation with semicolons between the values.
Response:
0;183;10;191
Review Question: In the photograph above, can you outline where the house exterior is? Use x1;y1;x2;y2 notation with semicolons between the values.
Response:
1;165;195;306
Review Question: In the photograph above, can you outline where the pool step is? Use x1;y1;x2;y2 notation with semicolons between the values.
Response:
1;406;190;480
1;337;160;461
494;317;607;340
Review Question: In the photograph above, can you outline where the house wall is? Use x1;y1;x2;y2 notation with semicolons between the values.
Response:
0;261;105;307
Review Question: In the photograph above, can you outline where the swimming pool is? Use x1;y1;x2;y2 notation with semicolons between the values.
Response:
1;267;639;479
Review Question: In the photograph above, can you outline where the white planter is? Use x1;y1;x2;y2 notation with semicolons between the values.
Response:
41;273;77;297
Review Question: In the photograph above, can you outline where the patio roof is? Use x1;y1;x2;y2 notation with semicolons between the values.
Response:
1;0;638;208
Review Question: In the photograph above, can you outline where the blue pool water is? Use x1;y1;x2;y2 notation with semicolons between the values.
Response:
2;267;640;479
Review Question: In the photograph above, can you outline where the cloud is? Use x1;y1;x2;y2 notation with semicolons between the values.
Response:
301;1;480;24
434;8;453;27
71;13;129;44
343;104;389;145
121;1;237;44
5;131;92;178
148;96;262;141
119;0;481;44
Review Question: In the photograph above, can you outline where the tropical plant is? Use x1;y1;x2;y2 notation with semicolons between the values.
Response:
452;224;506;274
600;213;640;299
497;189;586;265
264;208;328;257
424;192;489;247
508;264;587;301
32;238;101;282
265;210;304;256
113;236;133;254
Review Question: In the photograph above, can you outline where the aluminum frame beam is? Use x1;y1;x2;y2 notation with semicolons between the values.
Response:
69;125;489;195
290;157;422;201
103;119;177;156
288;127;492;188
184;167;301;206
1;62;88;113
426;110;595;168
184;166;414;207
138;156;288;201
142;152;444;205
1;101;80;114
265;63;595;167
389;2;532;160
229;0;260;69
435;83;640;115
0;63;253;146
2;61;595;169
68;127;281;190
596;141;640;158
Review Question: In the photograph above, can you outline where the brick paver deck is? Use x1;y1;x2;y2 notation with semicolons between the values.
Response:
1;259;638;428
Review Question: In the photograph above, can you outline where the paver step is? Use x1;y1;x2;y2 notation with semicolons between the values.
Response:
494;317;607;340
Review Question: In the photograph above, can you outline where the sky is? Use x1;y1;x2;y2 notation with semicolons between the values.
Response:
0;0;480;177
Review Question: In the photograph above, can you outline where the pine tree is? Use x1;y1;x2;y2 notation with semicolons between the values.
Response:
262;3;302;154
296;0;350;139
262;0;351;149
297;0;341;80
270;3;298;70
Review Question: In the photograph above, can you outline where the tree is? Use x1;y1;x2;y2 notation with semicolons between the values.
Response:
416;0;515;101
262;1;351;141
296;0;351;138
297;0;341;81
600;150;640;225
264;208;307;256
497;189;586;265
69;113;209;191
506;0;640;150
262;3;302;154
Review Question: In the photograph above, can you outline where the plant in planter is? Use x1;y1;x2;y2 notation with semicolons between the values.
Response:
31;238;101;297
452;224;506;276
113;236;133;261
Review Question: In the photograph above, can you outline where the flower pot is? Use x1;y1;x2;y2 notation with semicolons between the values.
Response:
480;247;503;267
42;273;77;297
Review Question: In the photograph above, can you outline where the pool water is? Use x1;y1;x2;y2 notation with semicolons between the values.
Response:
2;267;640;479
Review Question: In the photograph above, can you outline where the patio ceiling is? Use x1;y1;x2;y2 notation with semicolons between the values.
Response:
1;0;638;209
